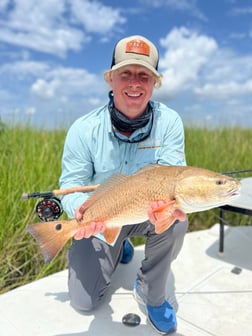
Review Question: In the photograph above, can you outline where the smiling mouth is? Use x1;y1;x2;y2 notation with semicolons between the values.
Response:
126;92;142;98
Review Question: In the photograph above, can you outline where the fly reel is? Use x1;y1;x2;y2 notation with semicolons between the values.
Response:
22;184;98;222
35;196;63;221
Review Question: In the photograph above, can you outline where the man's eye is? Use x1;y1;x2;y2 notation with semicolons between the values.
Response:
120;72;130;78
118;72;152;82
139;74;149;81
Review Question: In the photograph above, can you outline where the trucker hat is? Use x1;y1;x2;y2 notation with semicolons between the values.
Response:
104;35;162;86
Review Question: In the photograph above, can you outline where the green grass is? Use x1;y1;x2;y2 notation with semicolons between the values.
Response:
184;127;252;231
1;124;252;294
0;125;68;293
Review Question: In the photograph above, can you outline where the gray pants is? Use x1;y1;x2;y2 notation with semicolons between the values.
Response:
68;219;188;311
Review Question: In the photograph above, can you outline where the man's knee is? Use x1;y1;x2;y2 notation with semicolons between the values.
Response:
68;276;110;312
69;291;97;312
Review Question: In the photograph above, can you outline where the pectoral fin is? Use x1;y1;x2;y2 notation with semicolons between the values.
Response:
148;201;175;225
150;204;186;234
103;227;122;245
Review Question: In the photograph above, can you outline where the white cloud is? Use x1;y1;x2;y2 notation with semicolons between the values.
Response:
0;0;83;56
0;60;50;79
31;66;103;101
0;0;126;56
157;27;217;97
31;78;60;99
138;0;207;20
0;54;106;127
229;6;252;15
0;27;84;56
153;26;252;109
198;49;250;82
88;97;102;106
0;88;12;102
0;0;9;11
25;106;37;115
229;32;247;40
70;0;126;33
194;80;252;99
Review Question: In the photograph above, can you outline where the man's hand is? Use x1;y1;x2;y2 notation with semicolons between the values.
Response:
74;204;106;240
74;221;106;240
75;203;86;221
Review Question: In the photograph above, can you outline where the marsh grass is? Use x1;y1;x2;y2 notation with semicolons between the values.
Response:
1;125;252;293
0;125;69;293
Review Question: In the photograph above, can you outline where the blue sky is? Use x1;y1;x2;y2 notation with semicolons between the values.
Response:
1;0;252;129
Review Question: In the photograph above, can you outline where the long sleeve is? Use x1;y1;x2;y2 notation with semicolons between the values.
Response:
59;101;186;220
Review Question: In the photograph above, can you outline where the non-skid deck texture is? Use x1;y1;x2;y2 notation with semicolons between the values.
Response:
0;224;251;336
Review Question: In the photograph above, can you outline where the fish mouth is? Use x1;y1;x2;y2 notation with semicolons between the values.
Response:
226;188;240;199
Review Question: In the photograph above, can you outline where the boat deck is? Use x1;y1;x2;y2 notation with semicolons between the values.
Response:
0;223;251;336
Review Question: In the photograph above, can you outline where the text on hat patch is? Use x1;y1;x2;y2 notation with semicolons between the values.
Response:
125;39;150;56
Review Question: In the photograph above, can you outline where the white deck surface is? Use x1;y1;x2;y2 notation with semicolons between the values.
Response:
228;177;252;210
0;223;252;336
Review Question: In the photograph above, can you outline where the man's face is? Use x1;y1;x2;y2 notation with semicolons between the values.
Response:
108;65;156;119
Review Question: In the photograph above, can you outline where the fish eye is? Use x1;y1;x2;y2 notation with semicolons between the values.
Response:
216;179;225;185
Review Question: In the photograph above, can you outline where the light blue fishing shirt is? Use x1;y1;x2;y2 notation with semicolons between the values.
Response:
59;100;186;241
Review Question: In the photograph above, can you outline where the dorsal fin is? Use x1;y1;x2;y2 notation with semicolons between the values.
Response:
80;173;129;212
134;164;160;175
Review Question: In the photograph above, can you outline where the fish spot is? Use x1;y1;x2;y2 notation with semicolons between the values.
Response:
55;223;62;231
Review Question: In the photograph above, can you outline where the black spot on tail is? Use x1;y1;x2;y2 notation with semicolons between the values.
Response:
55;223;62;231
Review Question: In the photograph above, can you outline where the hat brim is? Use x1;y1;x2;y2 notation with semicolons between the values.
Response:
104;59;161;79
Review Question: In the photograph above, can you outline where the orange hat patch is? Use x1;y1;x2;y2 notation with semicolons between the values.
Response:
125;39;150;56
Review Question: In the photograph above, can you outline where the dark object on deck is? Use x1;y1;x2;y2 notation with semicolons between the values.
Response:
122;313;141;327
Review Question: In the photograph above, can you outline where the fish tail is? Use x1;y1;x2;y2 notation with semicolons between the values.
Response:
26;219;78;263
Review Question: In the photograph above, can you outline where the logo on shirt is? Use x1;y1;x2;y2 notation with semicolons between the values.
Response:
137;139;160;150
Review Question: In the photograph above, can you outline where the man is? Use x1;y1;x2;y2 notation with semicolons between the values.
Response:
59;35;188;334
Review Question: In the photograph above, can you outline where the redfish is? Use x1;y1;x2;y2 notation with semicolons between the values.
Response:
26;164;240;262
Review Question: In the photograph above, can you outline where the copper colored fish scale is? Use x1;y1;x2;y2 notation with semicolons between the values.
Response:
26;164;240;262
